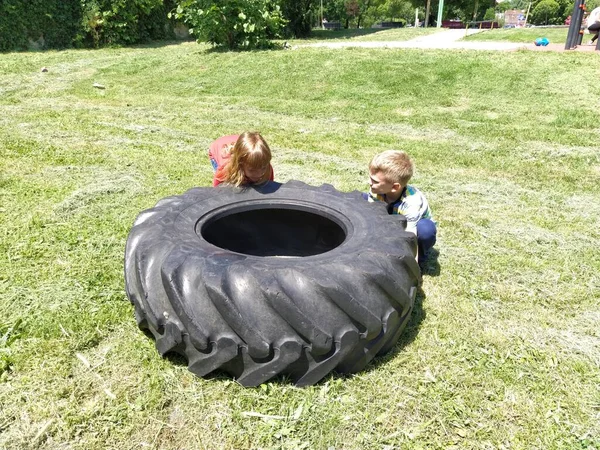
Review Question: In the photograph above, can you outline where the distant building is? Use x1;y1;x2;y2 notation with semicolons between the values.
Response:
504;9;527;27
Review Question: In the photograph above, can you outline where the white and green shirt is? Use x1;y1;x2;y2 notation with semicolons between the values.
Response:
364;185;433;235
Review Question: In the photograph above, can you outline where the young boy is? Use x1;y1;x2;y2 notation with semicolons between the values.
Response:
363;150;436;266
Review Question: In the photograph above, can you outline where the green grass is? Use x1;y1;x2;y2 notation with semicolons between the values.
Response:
464;27;569;44
1;41;599;449
288;27;439;43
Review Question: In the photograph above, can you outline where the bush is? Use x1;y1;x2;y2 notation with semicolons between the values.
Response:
81;0;173;47
174;0;286;50
0;0;175;52
0;0;82;51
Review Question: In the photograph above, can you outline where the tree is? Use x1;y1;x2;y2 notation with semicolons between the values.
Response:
356;0;383;27
346;0;360;26
483;6;495;19
495;0;515;13
441;0;495;22
320;0;417;28
322;0;349;25
280;0;313;38
530;0;560;24
386;0;411;20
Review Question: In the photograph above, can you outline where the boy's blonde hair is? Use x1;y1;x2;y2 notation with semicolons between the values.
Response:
225;132;272;187
369;150;414;186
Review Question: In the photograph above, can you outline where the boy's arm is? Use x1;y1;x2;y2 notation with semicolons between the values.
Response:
391;200;420;235
393;187;432;236
403;216;418;235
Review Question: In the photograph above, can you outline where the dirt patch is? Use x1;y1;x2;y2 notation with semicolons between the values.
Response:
525;42;599;53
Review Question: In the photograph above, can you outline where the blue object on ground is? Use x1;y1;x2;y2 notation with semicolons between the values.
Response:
535;37;550;46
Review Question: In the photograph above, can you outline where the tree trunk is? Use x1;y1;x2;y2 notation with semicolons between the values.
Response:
472;0;479;21
425;0;431;27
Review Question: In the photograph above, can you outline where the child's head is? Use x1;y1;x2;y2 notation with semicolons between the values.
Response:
226;132;272;186
368;150;414;196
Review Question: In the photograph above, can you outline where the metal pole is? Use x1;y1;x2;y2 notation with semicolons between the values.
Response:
574;1;586;47
437;0;444;28
321;0;324;29
574;0;586;48
569;0;585;49
566;0;585;49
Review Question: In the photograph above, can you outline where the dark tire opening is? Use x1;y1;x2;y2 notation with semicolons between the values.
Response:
201;206;347;257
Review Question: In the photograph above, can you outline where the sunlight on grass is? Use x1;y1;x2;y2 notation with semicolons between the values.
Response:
287;27;439;44
1;41;599;449
464;27;569;44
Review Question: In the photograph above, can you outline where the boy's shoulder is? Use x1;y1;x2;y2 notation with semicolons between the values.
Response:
404;184;425;197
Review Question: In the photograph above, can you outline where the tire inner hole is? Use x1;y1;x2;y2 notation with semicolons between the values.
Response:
201;207;346;257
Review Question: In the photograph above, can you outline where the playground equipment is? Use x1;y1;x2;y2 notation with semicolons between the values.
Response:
565;0;600;50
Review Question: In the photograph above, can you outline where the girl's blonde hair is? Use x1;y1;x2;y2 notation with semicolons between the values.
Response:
369;150;414;186
224;132;272;187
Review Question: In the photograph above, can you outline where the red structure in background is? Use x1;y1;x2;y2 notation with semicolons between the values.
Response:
441;20;499;28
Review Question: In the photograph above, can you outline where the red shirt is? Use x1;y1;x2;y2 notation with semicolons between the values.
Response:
210;134;237;186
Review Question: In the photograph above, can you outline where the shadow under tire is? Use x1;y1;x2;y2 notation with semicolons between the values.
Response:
124;181;420;386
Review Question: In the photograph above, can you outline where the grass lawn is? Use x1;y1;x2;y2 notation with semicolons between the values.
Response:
288;27;439;43
464;27;569;44
1;41;599;449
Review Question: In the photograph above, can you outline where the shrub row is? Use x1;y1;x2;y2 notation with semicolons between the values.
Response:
0;0;177;51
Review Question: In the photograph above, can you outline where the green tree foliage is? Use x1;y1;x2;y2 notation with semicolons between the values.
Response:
587;0;600;10
354;0;380;27
530;0;560;24
441;0;495;22
321;0;348;25
319;0;413;28
0;0;174;51
553;0;575;22
483;6;495;19
386;0;415;21
0;0;82;51
524;0;571;25
280;0;314;37
495;0;515;13
357;0;412;26
81;0;173;47
319;0;355;27
174;0;286;49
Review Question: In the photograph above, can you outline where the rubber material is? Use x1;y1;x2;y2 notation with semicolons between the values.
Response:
124;181;420;386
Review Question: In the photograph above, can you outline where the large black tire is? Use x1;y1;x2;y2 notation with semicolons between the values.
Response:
124;181;420;387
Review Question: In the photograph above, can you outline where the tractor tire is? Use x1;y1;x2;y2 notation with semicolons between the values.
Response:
124;181;420;387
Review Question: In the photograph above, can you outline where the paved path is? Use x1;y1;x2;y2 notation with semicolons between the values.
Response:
305;28;529;51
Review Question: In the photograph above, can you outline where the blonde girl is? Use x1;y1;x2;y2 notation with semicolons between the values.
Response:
210;132;274;187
